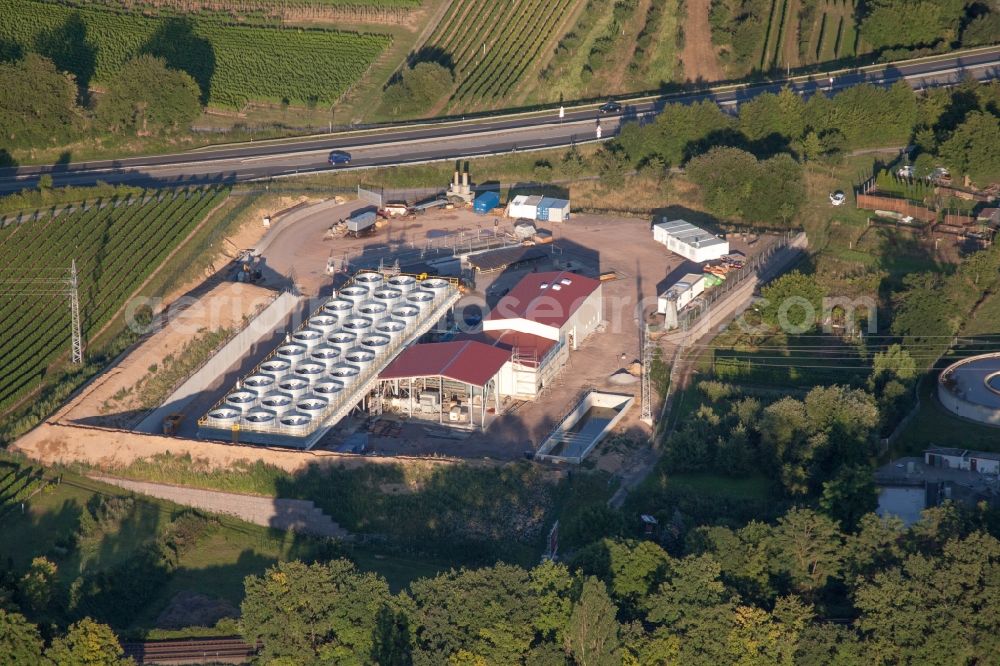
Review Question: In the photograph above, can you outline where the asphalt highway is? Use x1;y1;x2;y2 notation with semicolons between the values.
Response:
2;46;998;194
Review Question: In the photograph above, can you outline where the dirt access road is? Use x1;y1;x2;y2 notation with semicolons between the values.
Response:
681;0;725;82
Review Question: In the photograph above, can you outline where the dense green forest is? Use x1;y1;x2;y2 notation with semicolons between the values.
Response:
3;500;1000;664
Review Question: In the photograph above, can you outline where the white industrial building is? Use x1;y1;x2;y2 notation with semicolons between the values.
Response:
925;448;1000;475
652;218;729;263
658;273;706;330
476;270;602;398
507;195;571;222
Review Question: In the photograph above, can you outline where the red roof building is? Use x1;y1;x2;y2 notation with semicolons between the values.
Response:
462;329;557;365
379;340;510;387
484;271;602;342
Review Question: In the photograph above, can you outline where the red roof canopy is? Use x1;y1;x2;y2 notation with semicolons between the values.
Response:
463;329;556;360
379;341;510;386
486;271;600;328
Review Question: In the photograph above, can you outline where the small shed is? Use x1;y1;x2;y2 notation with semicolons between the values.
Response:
473;191;501;214
536;197;570;223
507;195;542;219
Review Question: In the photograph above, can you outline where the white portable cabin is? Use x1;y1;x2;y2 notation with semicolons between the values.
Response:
536;197;570;222
652;219;729;263
659;273;706;329
507;195;571;222
507;195;542;219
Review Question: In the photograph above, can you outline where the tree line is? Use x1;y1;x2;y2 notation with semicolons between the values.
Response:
4;499;998;665
0;52;200;154
602;79;1000;227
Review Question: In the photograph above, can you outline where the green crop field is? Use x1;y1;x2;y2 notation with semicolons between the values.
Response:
0;188;228;413
0;0;391;107
803;0;864;64
424;0;576;108
0;461;47;518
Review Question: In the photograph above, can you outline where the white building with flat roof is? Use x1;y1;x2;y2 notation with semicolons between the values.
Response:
652;219;729;263
658;273;706;329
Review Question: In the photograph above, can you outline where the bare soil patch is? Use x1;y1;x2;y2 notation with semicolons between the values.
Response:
680;0;725;82
13;421;473;474
60;282;275;429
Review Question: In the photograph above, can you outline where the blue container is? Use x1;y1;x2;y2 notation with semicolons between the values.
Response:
473;191;500;214
536;197;558;222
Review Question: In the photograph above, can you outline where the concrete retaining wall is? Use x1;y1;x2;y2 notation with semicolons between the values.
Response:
136;291;302;433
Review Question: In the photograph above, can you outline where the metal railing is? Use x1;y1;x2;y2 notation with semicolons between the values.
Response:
676;231;799;331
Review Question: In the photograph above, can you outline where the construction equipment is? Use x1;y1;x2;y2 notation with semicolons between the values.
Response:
233;250;263;283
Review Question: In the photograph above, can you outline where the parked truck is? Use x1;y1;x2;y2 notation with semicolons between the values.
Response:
346;210;377;236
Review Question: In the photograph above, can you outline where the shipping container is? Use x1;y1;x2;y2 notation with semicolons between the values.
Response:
536;197;571;222
473;191;501;214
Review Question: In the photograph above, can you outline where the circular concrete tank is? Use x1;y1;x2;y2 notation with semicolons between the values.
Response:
260;391;294;415
276;343;308;363
244;408;277;426
323;299;353;318
388;274;417;293
259;359;291;381
292;328;324;349
205;407;240;427
278;377;310;399
344;347;376;371
242;375;276;397
308;314;339;334
938;353;1000;426
327;331;358;351
342;316;374;336
224;390;257;412
310;345;342;368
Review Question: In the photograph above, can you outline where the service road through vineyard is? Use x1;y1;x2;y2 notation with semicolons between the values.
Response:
0;0;391;107
0;188;228;413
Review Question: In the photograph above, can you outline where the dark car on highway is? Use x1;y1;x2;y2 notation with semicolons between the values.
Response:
598;100;622;114
328;150;352;165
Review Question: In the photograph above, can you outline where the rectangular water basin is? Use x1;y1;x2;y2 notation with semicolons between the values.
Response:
535;391;634;464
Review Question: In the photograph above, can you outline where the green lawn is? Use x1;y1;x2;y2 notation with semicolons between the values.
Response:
1;469;452;633
962;288;1000;336
893;378;1000;455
